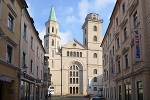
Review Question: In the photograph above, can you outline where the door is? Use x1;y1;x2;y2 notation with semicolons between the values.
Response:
0;81;3;100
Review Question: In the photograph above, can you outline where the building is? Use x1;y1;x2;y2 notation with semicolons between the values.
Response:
101;0;150;100
44;5;103;96
0;0;25;100
19;2;46;100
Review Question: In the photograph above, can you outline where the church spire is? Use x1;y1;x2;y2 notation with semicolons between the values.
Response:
48;4;57;21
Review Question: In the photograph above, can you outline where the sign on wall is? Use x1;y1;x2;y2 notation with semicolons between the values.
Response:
133;29;142;62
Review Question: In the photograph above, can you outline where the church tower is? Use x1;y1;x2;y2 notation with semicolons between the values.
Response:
82;13;103;94
44;5;61;94
44;5;61;53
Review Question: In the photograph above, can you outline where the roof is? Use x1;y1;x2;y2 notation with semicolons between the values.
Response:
48;5;57;21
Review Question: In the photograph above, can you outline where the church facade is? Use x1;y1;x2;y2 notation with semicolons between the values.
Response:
44;5;103;96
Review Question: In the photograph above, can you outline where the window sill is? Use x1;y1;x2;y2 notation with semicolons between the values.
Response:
122;37;129;44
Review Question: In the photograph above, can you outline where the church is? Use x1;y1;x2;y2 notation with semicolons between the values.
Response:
44;5;103;96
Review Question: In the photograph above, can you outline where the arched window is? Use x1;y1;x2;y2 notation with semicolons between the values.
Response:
93;53;97;58
70;71;72;76
94;69;97;74
70;66;72;70
80;52;82;57
67;51;69;56
70;51;72;56
52;39;54;46
77;52;79;57
85;29;86;34
52;50;54;57
70;78;72;84
52;60;54;68
74;52;76;57
52;27;54;32
93;77;97;82
94;36;97;41
85;38;86;44
94;26;97;31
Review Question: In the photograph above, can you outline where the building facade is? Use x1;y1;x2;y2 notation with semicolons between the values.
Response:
19;3;45;100
101;0;150;100
0;0;25;100
44;5;103;96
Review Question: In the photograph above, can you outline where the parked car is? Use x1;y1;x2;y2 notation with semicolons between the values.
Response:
84;94;92;98
90;97;107;100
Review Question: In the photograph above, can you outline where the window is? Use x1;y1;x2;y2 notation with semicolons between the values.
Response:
52;50;54;57
30;60;33;72
94;69;97;74
80;52;82;57
76;72;78;76
70;78;72;84
73;78;75;84
24;24;27;38
94;26;97;31
74;52;76;57
48;27;49;33
52;39;54;46
94;36;97;41
112;46;114;56
31;36;33;49
119;85;122;100
70;51;72;56
133;11;138;27
73;71;75;76
37;66;38;76
122;3;125;15
94;87;97;91
37;47;39;57
8;14;14;30
85;29;86;34
125;83;131;100
77;52;79;57
93;77;97;82
117;38;120;49
70;71;72;76
22;52;26;67
41;70;42;79
118;60;121;73
10;0;15;6
125;54;129;68
67;51;69;56
52;60;54;68
116;17;118;26
76;78;78;84
137;81;143;100
46;40;48;47
85;38;86;44
93;53;97;58
123;27;127;40
6;45;13;63
52;27;54;33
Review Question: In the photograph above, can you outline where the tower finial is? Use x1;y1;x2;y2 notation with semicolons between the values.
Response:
48;4;57;21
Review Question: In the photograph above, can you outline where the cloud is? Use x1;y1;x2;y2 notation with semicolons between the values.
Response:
59;31;73;45
66;7;74;14
66;15;78;23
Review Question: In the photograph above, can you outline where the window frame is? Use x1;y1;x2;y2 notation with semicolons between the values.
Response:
94;26;97;31
122;2;125;15
93;53;97;58
93;77;97;82
94;69;97;74
52;39;54;46
6;44;13;63
123;27;127;41
23;23;27;38
94;36;97;41
125;54;129;68
8;13;14;31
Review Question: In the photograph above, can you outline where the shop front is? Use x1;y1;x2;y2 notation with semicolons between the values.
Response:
20;73;35;100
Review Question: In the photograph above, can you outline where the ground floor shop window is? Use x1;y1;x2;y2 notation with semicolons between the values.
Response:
125;83;131;100
137;81;143;100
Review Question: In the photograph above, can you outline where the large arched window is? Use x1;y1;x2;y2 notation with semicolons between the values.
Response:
52;50;54;57
69;65;79;84
94;26;97;31
94;69;97;74
94;36;97;41
52;39;54;46
93;77;97;82
93;53;97;58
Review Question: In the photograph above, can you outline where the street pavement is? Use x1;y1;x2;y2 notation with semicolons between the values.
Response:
47;96;89;100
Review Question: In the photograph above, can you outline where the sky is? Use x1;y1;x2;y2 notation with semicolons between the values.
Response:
25;0;117;45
